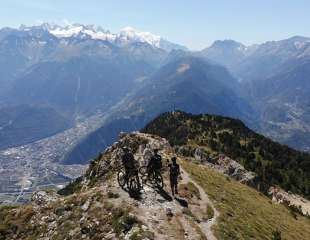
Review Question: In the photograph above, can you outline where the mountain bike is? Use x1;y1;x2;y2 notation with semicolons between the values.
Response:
117;167;141;192
139;166;164;189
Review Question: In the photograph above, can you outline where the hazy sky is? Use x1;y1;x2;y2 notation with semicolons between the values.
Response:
1;0;310;50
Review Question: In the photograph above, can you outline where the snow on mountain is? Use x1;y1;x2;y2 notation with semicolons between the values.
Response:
49;25;84;38
118;26;161;47
20;23;187;51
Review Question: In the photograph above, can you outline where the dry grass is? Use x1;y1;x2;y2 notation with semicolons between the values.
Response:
205;203;214;221
181;160;310;240
179;181;201;201
187;217;208;240
170;216;186;240
0;205;39;239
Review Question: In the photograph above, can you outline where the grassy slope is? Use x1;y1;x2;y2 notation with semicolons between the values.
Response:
181;160;310;240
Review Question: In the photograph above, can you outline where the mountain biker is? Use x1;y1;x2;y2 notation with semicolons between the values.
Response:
168;157;180;196
121;147;141;189
147;149;162;177
142;144;153;166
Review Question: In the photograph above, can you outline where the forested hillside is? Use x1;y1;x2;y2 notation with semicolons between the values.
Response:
143;111;310;198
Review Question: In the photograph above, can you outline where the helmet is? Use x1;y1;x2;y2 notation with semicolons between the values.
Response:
122;147;129;152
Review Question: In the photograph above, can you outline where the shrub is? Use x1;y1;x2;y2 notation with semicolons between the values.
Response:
112;208;140;236
272;230;282;240
205;203;214;220
107;191;120;199
58;176;83;196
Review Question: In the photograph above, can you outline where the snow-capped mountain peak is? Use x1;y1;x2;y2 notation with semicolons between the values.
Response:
18;23;187;51
119;26;136;33
49;24;84;38
118;26;161;47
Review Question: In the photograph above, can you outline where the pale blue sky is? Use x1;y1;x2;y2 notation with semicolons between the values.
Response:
1;0;309;50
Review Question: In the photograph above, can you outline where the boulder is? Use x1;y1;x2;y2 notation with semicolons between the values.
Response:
31;191;58;206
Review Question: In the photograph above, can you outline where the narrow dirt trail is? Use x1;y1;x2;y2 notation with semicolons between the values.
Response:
106;166;220;240
180;167;220;240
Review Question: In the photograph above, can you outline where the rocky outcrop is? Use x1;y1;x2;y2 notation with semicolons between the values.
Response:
85;132;172;183
31;190;58;207
268;186;310;216
214;154;256;184
176;145;256;185
194;147;215;163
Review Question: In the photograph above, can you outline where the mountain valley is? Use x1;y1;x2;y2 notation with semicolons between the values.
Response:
0;23;310;207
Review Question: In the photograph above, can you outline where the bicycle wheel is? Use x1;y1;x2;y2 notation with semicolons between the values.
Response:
139;166;148;185
139;166;148;175
117;170;126;188
154;172;164;189
129;177;140;192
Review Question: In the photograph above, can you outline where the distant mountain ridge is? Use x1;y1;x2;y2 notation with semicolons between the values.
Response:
202;36;310;152
202;36;310;81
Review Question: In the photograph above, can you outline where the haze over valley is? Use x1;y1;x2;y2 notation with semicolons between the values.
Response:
0;22;310;203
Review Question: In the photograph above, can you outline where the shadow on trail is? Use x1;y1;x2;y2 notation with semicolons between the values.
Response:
175;196;188;208
128;187;142;200
156;188;173;202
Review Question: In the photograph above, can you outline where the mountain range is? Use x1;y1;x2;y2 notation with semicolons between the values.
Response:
20;23;188;52
65;35;310;163
0;23;310;203
201;36;310;81
201;36;310;151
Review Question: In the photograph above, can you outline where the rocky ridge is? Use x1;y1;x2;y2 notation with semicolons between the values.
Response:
0;132;219;240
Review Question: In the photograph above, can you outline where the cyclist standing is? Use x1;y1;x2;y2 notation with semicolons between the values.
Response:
142;144;153;166
168;157;180;196
121;147;141;189
147;149;162;177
